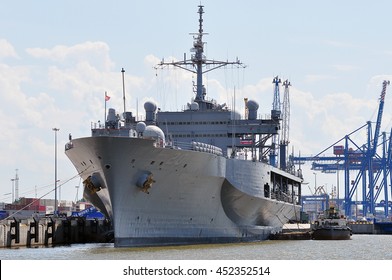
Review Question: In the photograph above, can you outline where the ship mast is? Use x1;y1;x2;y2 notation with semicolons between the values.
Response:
156;5;245;111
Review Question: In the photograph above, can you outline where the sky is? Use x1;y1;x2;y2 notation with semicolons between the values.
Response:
1;0;392;204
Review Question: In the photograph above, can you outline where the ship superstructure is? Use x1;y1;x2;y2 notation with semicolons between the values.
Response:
65;5;303;247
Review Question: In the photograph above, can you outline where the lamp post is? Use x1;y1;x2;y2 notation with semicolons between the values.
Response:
52;128;59;215
10;179;15;203
75;185;79;203
312;172;318;215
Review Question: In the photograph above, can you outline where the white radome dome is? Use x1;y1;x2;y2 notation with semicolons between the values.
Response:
144;101;157;112
190;102;199;111
143;125;165;143
136;122;147;133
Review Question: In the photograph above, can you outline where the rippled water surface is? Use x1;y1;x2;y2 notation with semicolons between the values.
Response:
1;235;392;260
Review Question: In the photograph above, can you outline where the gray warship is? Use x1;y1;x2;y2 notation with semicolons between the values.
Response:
65;5;303;247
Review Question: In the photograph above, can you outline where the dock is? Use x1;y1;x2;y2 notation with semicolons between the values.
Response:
348;221;392;234
2;219;392;247
0;217;113;248
270;221;392;240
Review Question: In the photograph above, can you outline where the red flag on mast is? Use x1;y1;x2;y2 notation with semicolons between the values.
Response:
105;93;110;101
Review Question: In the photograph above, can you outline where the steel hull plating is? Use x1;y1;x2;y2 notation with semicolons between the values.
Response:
312;228;352;240
66;136;300;247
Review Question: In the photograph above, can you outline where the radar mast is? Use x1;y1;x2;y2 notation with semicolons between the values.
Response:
156;5;246;111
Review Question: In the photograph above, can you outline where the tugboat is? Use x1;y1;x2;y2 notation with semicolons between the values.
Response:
311;206;352;240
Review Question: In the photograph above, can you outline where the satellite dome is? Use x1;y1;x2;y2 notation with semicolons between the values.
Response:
190;102;199;111
247;100;259;120
144;101;157;112
144;101;157;121
247;100;259;110
136;122;146;133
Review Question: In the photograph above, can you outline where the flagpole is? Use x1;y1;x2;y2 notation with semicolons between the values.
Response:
104;91;107;128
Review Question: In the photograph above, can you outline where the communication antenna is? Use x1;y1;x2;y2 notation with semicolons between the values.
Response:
121;68;126;114
155;5;246;111
14;169;19;201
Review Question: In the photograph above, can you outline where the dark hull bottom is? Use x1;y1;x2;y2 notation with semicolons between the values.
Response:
312;229;351;240
115;234;271;247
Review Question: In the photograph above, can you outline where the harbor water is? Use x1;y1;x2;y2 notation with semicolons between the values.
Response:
1;234;392;260
3;235;392;279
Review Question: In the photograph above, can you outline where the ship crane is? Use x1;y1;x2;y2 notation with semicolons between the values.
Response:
270;76;281;167
280;79;291;171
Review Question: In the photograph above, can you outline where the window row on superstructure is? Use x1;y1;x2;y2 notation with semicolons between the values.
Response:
158;121;229;126
171;133;227;138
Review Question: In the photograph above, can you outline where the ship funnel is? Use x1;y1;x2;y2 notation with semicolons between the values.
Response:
144;101;157;122
247;100;259;120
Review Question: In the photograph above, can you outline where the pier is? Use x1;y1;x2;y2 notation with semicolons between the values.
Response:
0;217;112;248
348;221;392;234
270;221;392;240
3;218;392;248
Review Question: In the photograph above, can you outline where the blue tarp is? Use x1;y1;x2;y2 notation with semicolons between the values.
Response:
0;210;8;220
71;206;105;219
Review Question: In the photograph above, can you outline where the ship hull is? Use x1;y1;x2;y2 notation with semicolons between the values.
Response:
312;227;352;240
66;136;301;247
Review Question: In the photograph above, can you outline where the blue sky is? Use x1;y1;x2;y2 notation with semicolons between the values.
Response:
1;0;392;203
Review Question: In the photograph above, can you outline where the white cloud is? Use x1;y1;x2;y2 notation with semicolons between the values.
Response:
304;74;336;83
0;41;127;202
0;39;19;59
144;54;161;67
331;64;359;72
323;40;358;48
289;86;375;158
26;41;114;71
367;75;392;92
384;50;392;56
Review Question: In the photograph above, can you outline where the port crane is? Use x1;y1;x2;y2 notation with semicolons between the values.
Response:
280;79;291;171
292;80;391;219
270;76;281;167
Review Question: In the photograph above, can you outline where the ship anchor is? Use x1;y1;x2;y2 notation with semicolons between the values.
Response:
83;175;102;194
137;173;156;194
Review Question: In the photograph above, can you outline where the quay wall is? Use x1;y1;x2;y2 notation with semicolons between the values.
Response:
349;223;374;234
282;222;392;235
0;217;112;248
348;222;392;234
